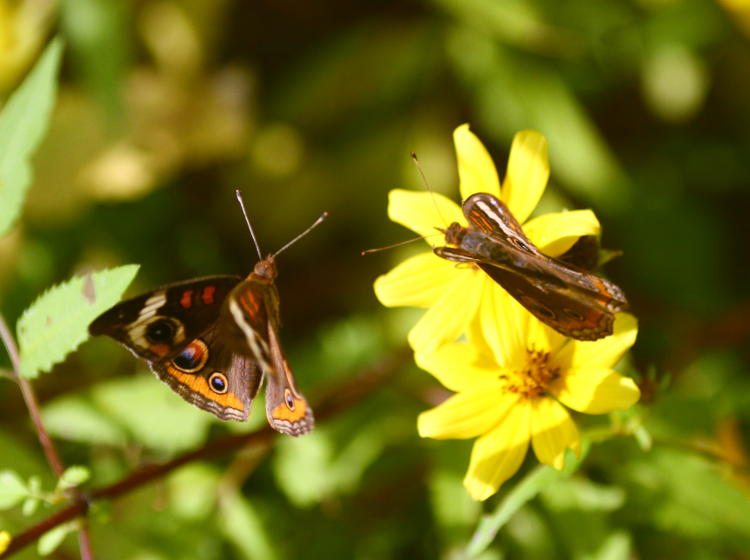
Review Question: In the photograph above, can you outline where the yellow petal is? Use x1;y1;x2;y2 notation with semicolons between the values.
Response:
374;252;457;308
417;385;514;439
501;130;549;223
551;367;641;414
523;210;601;257
463;400;531;501
415;342;499;393
530;398;580;470
552;313;638;371
0;532;10;555
478;281;528;368
407;271;484;352
454;124;502;201
388;189;464;239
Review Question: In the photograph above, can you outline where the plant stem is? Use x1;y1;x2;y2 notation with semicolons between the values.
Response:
0;315;64;476
0;313;94;558
0;347;410;558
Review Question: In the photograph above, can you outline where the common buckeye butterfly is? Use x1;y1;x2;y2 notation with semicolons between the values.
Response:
89;191;325;436
434;192;628;341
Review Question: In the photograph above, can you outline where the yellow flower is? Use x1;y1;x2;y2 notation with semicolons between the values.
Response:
374;124;601;352
417;312;640;501
0;531;10;554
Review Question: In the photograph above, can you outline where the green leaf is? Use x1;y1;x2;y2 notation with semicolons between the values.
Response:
0;38;63;236
466;447;585;558
92;375;213;452
274;431;332;507
0;470;28;509
42;396;127;446
17;264;139;378
22;496;40;516
60;0;129;127
37;522;76;556
219;492;278;560
58;465;90;490
167;464;220;520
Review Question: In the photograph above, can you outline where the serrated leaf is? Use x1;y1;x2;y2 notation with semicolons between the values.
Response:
17;264;139;378
37;522;75;556
0;470;28;509
0;38;63;236
58;466;90;489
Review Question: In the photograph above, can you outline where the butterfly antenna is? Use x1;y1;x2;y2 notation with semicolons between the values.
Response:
273;212;328;258
235;189;264;260
361;233;442;256
411;152;448;228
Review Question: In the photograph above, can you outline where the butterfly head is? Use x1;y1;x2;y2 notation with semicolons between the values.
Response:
251;256;278;281
441;222;465;246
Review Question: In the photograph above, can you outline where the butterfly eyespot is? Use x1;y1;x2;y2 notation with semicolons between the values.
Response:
208;372;228;394
145;318;178;343
563;308;586;321
171;339;209;373
284;389;295;410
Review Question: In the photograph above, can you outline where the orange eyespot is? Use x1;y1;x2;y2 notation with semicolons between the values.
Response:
171;339;209;373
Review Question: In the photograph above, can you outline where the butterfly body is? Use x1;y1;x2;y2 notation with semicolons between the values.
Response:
90;256;314;435
434;192;627;341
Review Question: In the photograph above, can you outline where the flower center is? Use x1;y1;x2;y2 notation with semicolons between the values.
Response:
500;350;559;399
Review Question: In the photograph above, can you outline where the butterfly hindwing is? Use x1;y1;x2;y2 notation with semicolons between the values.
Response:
150;323;262;421
436;192;628;341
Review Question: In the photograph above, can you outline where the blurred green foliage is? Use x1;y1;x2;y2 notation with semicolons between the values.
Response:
1;0;750;558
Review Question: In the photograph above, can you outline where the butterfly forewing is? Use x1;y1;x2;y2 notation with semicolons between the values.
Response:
89;276;242;362
436;192;628;341
223;259;315;436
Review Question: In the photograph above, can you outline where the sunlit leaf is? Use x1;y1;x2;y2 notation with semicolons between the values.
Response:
42;396;128;446
0;38;62;236
0;470;27;509
92;375;213;452
219;492;278;560
58;465;90;490
17;264;139;378
37;522;76;556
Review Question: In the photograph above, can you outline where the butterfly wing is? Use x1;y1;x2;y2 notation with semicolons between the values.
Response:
90;276;243;362
435;192;627;340
224;273;314;436
478;262;615;340
149;323;262;421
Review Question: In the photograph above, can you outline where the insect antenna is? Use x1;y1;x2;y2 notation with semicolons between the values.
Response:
411;151;448;229
360;233;442;256
273;212;329;258
235;189;264;260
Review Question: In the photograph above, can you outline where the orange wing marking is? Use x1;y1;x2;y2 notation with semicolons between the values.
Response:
239;292;260;315
271;398;308;422
201;285;216;305
469;209;494;233
164;364;244;411
180;290;194;309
